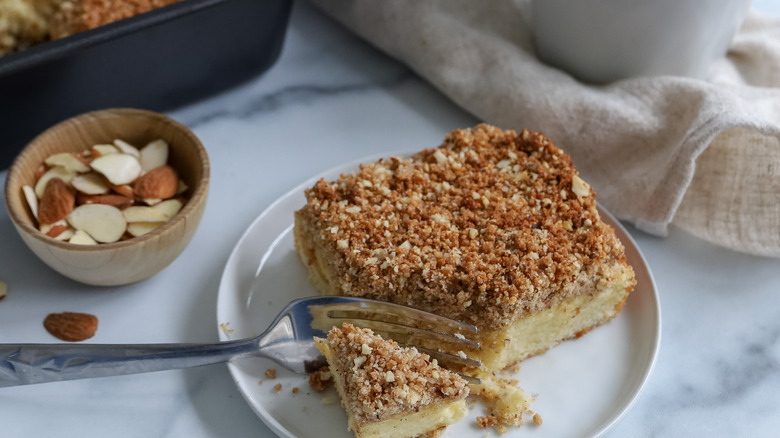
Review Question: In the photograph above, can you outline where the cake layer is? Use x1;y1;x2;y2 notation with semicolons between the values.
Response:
470;261;633;371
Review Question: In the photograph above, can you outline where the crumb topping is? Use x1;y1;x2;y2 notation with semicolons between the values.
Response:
325;323;468;423
300;124;628;329
471;373;533;432
309;365;332;392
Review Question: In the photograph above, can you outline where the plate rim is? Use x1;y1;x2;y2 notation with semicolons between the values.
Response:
217;151;662;438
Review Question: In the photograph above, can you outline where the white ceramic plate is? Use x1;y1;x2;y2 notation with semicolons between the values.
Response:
217;153;661;438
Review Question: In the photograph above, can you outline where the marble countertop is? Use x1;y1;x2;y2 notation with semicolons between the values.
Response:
2;1;779;437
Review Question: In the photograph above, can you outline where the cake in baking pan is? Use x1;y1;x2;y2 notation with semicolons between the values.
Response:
0;0;181;56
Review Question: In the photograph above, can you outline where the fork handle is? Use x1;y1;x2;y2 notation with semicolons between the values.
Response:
0;338;259;387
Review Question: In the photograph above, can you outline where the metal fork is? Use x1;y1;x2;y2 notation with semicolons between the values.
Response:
0;296;481;387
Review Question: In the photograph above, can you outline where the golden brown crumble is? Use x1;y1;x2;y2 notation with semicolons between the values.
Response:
264;368;277;379
470;373;533;432
273;383;282;392
420;425;446;437
533;413;543;426
323;323;468;423
292;387;300;394
49;0;182;38
1;0;183;56
297;124;629;330
309;365;332;392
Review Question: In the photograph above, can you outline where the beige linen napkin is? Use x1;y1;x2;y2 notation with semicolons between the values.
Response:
310;0;780;257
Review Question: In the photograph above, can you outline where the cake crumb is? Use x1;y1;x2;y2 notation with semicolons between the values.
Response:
421;425;447;437
471;374;534;433
257;380;263;386
533;413;543;426
308;366;332;392
273;383;282;392
292;387;300;394
265;368;277;379
219;322;234;335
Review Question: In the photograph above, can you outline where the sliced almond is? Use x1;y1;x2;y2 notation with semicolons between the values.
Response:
69;229;98;245
38;178;75;225
67;204;127;243
40;221;75;241
44;223;69;238
139;139;169;172
90;153;142;185
34;166;77;199
40;219;67;235
33;164;47;182
22;185;39;221
571;174;592;199
92;144;120;158
110;183;134;198
152;199;183;219
53;227;75;241
77;193;134;210
44;152;91;173
113;139;140;158
176;179;189;195
127;221;166;237
71;172;110;195
133;165;178;200
122;206;169;223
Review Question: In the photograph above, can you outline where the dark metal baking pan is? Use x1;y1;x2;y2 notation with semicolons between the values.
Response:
0;0;292;170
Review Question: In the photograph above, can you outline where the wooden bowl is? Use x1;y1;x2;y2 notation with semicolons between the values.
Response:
4;108;210;286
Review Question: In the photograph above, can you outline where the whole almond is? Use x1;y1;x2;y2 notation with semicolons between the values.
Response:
134;165;178;200
43;312;98;342
77;193;134;210
38;178;75;224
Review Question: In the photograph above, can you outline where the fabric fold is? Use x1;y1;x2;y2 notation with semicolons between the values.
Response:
310;0;780;257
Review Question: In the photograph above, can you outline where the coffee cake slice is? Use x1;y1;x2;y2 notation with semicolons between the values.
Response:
296;124;636;371
315;323;469;438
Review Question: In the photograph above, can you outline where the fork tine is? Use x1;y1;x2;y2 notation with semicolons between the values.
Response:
316;300;478;334
411;345;482;369
304;297;482;379
326;317;480;350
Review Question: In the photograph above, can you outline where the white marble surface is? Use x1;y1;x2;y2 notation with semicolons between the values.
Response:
2;1;779;437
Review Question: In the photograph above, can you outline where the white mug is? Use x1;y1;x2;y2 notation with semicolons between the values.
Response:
531;0;753;83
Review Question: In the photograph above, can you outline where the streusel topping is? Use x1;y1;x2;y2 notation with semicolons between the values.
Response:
325;323;468;422
301;124;628;328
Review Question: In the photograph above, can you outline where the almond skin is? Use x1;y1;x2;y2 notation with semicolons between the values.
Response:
77;193;134;210
109;183;134;198
134;165;178;200
38;178;75;224
43;312;98;342
45;224;68;238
